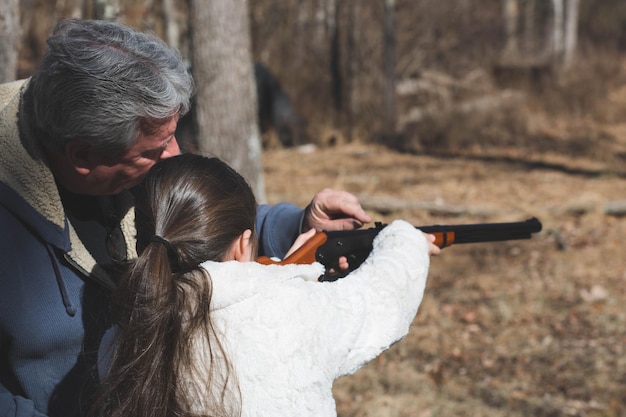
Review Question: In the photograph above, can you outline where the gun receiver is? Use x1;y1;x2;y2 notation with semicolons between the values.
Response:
258;217;542;281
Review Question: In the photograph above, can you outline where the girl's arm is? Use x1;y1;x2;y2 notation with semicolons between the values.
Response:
269;220;430;380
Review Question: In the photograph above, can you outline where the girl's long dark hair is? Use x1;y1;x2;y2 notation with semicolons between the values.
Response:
92;154;257;417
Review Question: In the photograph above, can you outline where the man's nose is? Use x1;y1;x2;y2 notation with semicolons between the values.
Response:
160;137;181;159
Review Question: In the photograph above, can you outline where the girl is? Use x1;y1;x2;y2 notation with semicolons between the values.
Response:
94;153;436;417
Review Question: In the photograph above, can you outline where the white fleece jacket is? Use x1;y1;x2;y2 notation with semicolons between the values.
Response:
99;220;430;417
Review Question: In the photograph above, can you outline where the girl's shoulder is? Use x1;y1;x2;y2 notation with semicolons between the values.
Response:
202;260;324;310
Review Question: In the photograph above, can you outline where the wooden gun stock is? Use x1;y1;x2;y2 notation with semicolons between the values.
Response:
258;217;542;281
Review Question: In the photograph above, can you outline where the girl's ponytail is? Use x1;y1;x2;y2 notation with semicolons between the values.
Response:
94;154;254;417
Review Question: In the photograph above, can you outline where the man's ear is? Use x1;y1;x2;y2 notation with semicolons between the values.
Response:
64;140;94;175
230;229;253;262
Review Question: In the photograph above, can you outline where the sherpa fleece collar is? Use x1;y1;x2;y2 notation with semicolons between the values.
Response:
0;79;137;290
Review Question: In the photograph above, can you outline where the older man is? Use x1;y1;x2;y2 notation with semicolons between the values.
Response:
0;19;370;417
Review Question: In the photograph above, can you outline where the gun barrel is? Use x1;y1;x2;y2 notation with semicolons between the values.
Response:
418;217;542;247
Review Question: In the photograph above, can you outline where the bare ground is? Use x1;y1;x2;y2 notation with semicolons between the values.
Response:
262;135;626;416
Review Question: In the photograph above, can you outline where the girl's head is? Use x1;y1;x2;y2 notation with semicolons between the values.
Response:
135;153;258;268
96;154;253;417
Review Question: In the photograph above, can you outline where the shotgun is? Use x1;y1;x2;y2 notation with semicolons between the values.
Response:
257;217;542;281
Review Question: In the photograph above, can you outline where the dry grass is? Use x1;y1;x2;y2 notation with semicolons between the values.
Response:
263;138;626;416
262;50;626;417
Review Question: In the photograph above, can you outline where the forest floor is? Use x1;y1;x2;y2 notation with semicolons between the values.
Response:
262;128;626;416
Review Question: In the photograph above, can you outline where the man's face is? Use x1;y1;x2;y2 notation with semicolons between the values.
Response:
86;116;181;195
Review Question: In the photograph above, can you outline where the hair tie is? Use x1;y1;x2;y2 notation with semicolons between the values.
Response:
150;235;176;259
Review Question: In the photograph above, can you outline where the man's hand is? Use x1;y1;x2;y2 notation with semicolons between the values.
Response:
302;188;372;232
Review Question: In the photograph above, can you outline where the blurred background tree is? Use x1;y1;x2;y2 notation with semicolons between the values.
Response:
6;0;626;189
0;0;19;83
189;0;265;201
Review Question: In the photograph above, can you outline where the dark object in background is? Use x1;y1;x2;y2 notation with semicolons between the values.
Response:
254;62;309;147
176;62;309;150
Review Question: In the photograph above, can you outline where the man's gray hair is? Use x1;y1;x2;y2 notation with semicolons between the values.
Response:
24;19;194;156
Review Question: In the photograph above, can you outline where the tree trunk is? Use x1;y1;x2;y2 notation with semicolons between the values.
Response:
330;0;342;113
563;0;579;67
345;0;359;142
523;0;535;55
190;0;266;202
551;0;564;58
501;0;520;61
162;0;180;50
55;0;83;19
94;0;121;20
0;0;19;83
382;0;396;135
